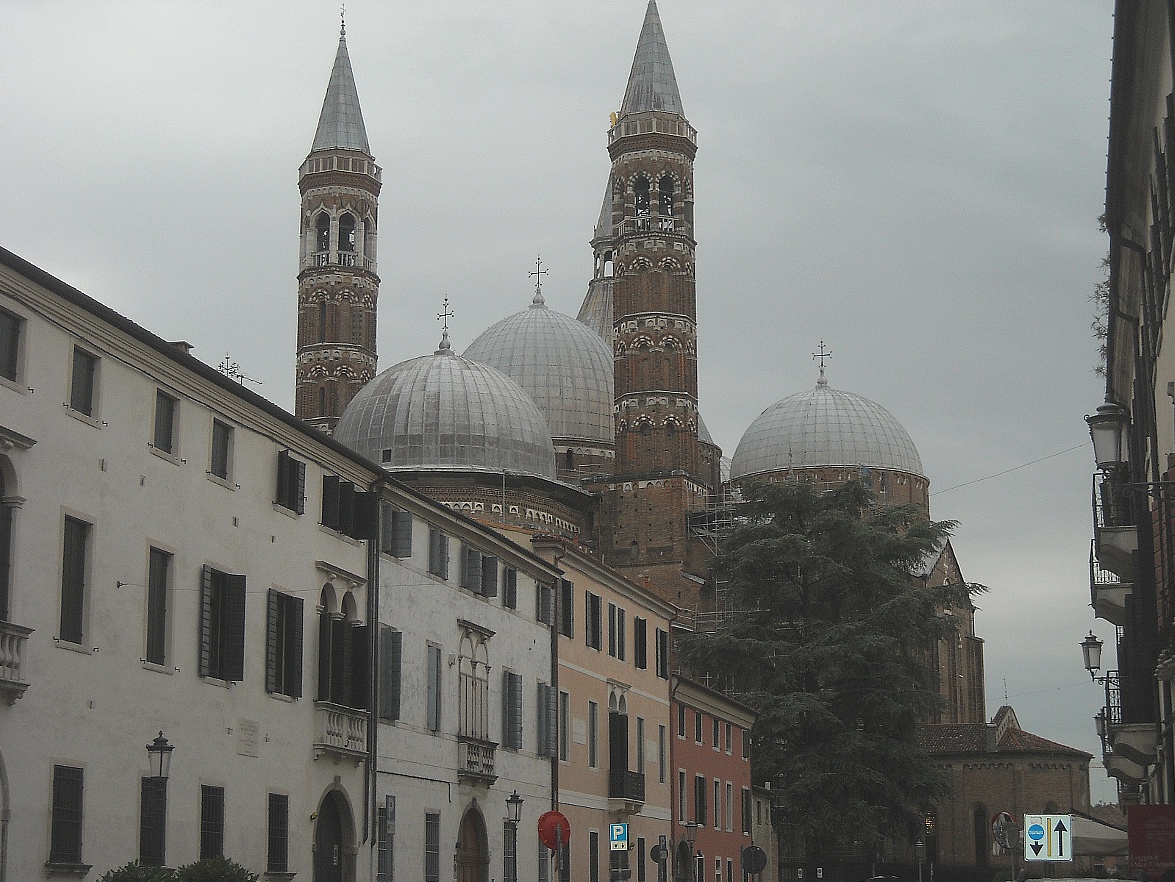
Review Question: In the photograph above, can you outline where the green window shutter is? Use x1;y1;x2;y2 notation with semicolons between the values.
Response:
351;623;371;710
222;574;247;682
379;626;402;721
481;556;498;598
351;489;378;540
462;546;482;593
199;565;213;677
321;475;340;529
287;595;304;699
276;450;291;507
337;481;356;536
392;508;412;557
266;588;279;694
318;611;332;701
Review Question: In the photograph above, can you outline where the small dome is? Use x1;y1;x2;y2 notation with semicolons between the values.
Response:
730;373;923;480
336;337;557;479
464;293;614;444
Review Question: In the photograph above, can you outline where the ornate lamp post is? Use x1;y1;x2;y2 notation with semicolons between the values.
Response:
1086;401;1130;471
684;821;699;882
1081;631;1105;680
146;731;174;779
506;790;523;882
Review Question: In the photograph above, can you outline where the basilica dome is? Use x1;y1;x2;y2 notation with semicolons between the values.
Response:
730;371;923;481
463;290;614;444
335;333;557;479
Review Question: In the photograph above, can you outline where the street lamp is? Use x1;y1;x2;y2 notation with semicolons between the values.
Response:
505;790;523;882
684;821;699;882
1086;401;1130;471
146;731;174;780
1081;631;1105;680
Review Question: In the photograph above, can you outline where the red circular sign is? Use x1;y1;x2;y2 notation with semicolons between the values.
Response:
538;811;571;851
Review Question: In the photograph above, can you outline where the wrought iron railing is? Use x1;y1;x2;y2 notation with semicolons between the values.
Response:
608;768;645;802
1105;670;1122;725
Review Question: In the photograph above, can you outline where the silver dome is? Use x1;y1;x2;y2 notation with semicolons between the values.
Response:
730;373;923;480
464;293;614;445
336;336;557;479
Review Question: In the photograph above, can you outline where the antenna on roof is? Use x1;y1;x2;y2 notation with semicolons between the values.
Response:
340;3;346;37
217;353;262;386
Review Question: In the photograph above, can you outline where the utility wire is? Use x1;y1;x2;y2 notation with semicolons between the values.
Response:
931;444;1086;497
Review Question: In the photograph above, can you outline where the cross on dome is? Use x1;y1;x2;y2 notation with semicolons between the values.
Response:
436;296;455;353
529;255;549;306
812;340;833;385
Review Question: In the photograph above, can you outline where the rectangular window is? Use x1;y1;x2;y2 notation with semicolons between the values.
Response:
377;797;395;882
714;779;721;829
381;505;413;558
695;710;703;744
636;717;645;769
608;602;617;656
726;781;733;831
713;717;720;750
503;567;518;609
695;775;706;826
70;346;98;416
586;591;602;650
655;628;669;678
558;578;574;637
503;670;523;750
266;589;303;698
60;515;89;644
658;725;666;783
379;626;403;722
50;764;84;865
504;820;517;882
426;644;442;732
153;390;177;454
0;307;20;381
727;858;734;882
139;777;167;866
588;700;598;768
461;545;483;593
425;812;441;882
678;770;686;821
725;721;733;754
145;546;170;665
268;793;289;873
741;787;752;835
589;830;600;882
617;607;626;661
634;617;647;669
199;784;225;859
275;450;306;513
559;690;571;761
716;857;722;882
209;419;232;480
199;566;246;681
677;704;686;738
428;529;449;579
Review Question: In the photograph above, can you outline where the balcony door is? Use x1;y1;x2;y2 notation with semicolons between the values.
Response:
456;804;489;882
314;790;354;882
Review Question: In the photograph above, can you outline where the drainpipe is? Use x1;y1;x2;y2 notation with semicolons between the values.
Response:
365;476;387;876
550;543;566;812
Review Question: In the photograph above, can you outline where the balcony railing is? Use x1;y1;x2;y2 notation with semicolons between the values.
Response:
305;252;378;273
1093;474;1138;578
313;701;367;760
457;735;497;784
1090;541;1131;626
0;620;32;704
608;769;645;807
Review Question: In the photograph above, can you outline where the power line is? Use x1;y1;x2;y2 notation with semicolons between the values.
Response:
931;444;1086;497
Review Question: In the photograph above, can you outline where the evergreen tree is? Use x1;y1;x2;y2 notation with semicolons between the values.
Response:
678;480;982;850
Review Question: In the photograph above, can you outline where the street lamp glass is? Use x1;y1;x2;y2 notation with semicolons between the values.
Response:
1086;402;1130;470
1095;710;1107;738
684;821;699;850
506;790;523;824
146;731;174;780
1081;631;1104;675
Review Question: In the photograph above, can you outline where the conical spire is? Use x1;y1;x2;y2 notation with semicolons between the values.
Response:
311;26;371;154
620;0;684;118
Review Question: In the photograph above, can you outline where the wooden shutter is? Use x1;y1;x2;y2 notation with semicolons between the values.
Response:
536;583;554;625
537;682;557;757
293;458;306;514
634;617;647;669
393;508;412;557
608;603;616;656
559;579;573;637
331;618;350;704
351;623;371;710
321;475;340;529
276;450;292;508
222;574;247;682
504;671;522;749
462;546;482;593
317;612;331;700
504;568;517;609
199;565;214;676
337;481;355;536
351;489;377;540
60;516;87;644
609;711;629;772
426;645;440;731
266;588;279;693
379;627;402;721
481;556;498;597
286;595;304;699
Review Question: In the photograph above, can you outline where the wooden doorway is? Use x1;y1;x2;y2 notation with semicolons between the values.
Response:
456;804;489;882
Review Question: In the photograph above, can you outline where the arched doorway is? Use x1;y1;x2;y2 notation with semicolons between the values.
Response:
313;790;355;882
456;803;489;882
674;840;691;882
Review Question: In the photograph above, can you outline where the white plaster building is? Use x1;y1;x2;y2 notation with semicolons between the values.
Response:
0;245;558;882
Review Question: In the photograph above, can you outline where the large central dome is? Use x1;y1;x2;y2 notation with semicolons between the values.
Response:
463;290;614;444
730;372;923;480
335;334;557;478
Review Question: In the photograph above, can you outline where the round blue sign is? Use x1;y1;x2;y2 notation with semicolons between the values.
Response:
1027;824;1045;841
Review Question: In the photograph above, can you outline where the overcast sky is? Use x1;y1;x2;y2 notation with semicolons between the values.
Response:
0;2;1117;800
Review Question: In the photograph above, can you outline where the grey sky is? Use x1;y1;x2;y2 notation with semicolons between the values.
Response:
0;2;1116;799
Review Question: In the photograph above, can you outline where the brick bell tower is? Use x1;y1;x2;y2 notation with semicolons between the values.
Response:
295;20;381;434
589;1;714;608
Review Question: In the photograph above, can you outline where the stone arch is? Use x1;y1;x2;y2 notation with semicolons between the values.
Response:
313;786;357;882
456;800;489;882
340;590;358;623
319;583;337;616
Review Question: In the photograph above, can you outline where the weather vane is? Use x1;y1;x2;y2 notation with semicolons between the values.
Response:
340;3;346;36
812;340;832;369
437;296;454;332
529;255;549;302
217;353;261;386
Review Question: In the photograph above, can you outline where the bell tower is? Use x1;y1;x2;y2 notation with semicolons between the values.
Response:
588;1;714;608
295;20;381;434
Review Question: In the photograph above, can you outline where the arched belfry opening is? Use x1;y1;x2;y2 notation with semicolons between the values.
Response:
313;788;356;882
634;177;651;218
659;175;674;217
338;213;356;254
456;802;489;882
316;212;331;255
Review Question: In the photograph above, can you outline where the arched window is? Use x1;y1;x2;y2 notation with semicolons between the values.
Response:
634;177;650;217
659;175;675;216
318;301;327;343
338;214;356;253
602;250;614;279
564;449;574;472
316;212;330;253
362;215;376;258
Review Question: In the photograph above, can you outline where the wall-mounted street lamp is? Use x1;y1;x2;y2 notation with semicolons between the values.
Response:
505;790;523;882
684;821;699;882
1081;632;1105;680
146;731;174;780
1086;401;1130;471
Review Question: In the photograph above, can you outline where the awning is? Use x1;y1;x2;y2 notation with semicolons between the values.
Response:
1072;812;1129;857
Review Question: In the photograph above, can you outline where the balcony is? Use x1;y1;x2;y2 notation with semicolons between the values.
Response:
1101;671;1159;787
1093;474;1137;578
608;768;645;814
313;701;367;762
0;620;32;704
1090;541;1131;625
305;252;378;274
457;735;497;785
